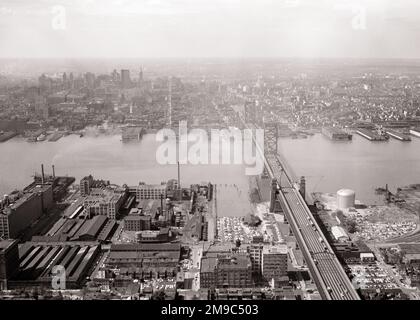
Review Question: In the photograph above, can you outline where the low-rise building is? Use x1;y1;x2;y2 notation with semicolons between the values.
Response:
331;226;350;242
124;213;151;232
200;253;253;289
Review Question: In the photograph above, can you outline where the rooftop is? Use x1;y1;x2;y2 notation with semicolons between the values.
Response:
0;240;17;252
200;256;218;273
263;245;288;255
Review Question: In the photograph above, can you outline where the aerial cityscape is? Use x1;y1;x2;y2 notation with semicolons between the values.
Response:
1;0;420;305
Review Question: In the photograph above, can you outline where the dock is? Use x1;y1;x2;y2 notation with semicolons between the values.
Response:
0;131;17;142
121;126;145;143
322;127;352;141
356;129;388;141
410;128;420;138
48;132;64;142
385;129;411;141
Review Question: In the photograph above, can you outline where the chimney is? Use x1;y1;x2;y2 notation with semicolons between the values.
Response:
52;165;55;179
160;194;164;215
177;161;181;190
41;164;45;184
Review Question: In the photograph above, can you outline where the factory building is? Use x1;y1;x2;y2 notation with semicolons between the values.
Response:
83;186;127;219
0;184;53;239
8;242;100;289
41;215;117;242
136;183;166;201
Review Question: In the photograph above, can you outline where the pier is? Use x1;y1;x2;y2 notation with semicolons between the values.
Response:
410;128;420;138
385;129;411;141
356;129;388;141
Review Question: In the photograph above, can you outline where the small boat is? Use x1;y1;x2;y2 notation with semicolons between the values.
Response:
36;134;46;142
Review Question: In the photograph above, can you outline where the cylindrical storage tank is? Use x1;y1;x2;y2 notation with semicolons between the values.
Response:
337;189;355;210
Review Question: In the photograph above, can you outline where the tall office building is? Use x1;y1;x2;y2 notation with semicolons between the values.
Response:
248;243;264;274
80;175;94;196
139;67;143;86
85;72;96;89
262;245;288;286
121;69;131;89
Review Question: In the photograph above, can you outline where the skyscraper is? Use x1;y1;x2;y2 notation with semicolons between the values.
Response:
139;67;143;83
121;69;131;89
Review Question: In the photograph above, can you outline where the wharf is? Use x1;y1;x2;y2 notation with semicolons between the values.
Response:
410;128;420;138
356;129;388;141
0;131;17;142
385;129;411;141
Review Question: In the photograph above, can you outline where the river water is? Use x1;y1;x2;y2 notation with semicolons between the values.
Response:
278;133;420;205
0;132;419;214
0;133;252;217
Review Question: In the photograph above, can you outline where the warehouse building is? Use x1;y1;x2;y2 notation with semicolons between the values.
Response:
41;215;117;242
8;242;100;289
103;243;181;281
0;184;53;239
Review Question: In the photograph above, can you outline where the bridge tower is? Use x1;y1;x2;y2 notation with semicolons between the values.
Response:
269;178;282;213
264;122;278;155
299;176;306;201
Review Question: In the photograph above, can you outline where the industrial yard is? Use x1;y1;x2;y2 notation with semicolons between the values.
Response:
313;191;418;242
347;206;417;242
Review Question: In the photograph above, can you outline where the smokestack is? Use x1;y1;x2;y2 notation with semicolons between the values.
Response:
41;164;45;184
160;194;164;215
177;161;181;190
52;165;55;179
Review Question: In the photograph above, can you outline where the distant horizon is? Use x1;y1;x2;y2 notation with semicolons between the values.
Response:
2;56;420;62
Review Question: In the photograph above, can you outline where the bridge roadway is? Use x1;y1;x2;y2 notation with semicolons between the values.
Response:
265;154;360;300
243;120;360;300
219;102;360;299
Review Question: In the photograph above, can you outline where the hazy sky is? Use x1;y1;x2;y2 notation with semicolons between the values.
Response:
1;0;420;59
